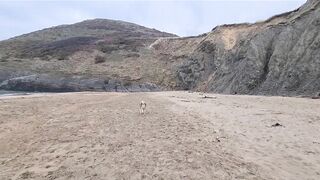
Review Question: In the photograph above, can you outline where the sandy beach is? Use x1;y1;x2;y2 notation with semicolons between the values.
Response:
0;91;319;179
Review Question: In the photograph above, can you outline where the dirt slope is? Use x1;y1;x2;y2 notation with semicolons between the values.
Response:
1;92;319;179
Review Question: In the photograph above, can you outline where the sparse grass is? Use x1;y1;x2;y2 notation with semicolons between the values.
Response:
98;44;119;54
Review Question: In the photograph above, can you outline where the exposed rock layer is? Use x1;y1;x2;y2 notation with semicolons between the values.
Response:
165;0;320;96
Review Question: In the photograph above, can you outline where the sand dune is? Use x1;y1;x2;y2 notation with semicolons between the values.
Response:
0;92;319;179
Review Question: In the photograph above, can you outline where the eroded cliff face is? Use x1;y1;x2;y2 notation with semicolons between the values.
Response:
151;0;319;96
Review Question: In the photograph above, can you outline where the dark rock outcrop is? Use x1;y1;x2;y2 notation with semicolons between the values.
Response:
0;74;160;92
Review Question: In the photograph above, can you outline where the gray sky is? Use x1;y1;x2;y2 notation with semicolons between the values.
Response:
0;0;306;40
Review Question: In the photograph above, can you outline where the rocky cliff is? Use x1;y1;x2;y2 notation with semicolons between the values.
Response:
153;0;320;96
0;0;319;96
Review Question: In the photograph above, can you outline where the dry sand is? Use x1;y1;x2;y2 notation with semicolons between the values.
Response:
0;91;319;180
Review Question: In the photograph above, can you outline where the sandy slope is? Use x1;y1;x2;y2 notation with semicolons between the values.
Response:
0;92;319;180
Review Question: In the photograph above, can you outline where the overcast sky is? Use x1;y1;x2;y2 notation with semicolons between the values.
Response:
0;0;306;40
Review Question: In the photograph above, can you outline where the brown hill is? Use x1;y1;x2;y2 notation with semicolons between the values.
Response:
0;19;178;92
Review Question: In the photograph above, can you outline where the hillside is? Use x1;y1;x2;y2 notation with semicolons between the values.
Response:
0;19;178;92
0;18;176;59
0;0;319;96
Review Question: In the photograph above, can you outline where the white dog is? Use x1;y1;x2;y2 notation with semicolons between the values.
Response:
139;100;147;115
